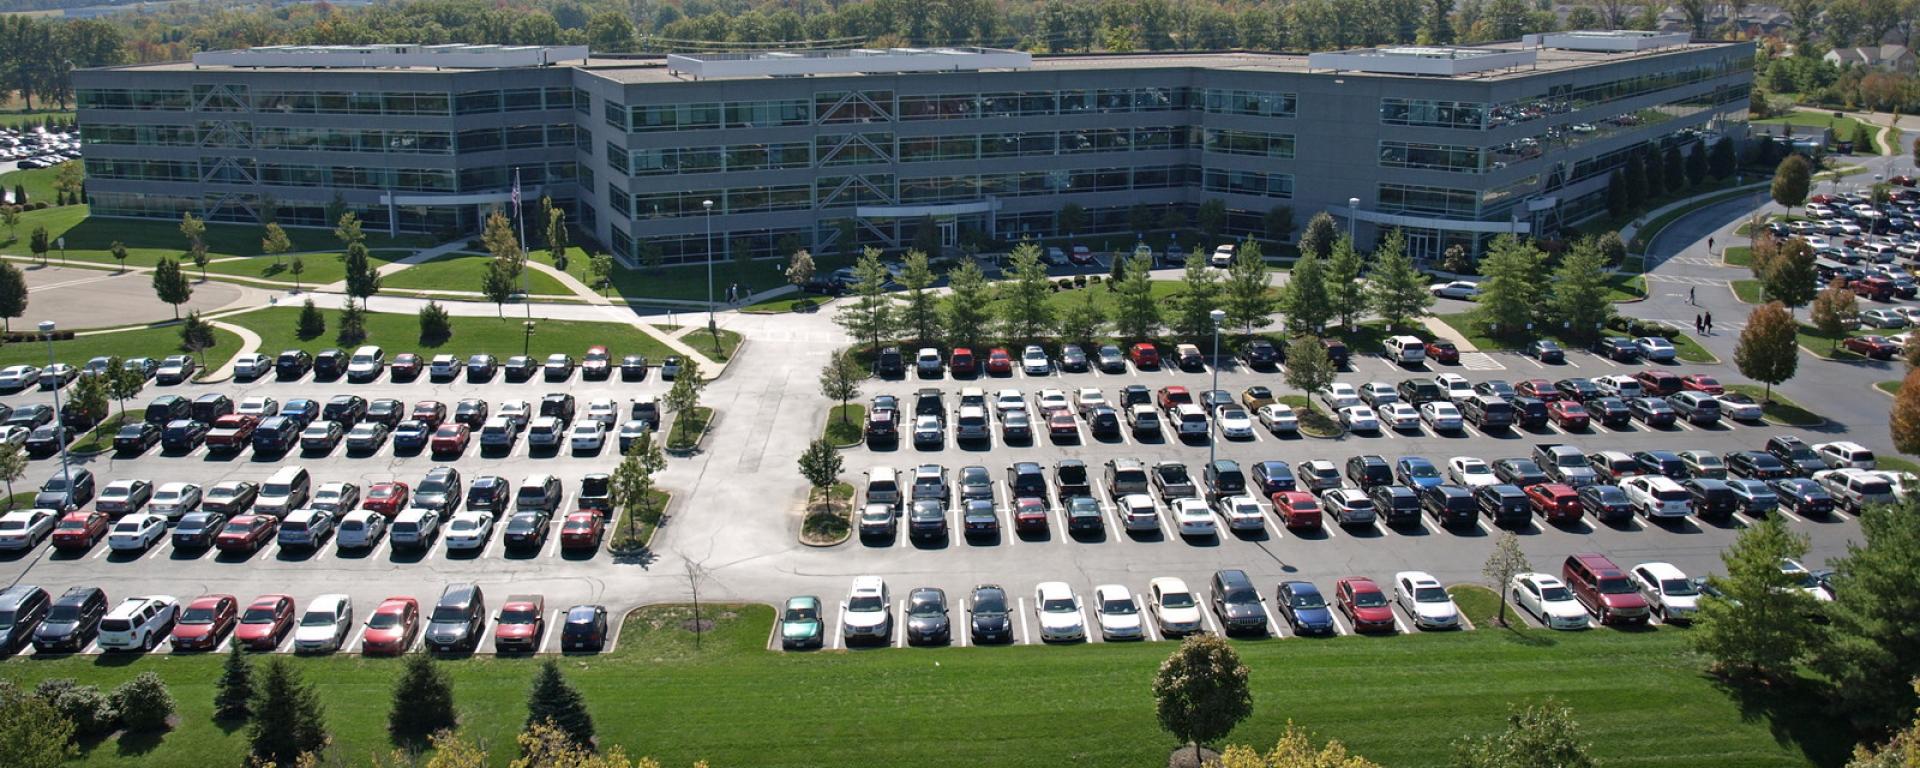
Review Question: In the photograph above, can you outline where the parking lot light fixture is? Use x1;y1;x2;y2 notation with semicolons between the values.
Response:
41;320;71;485
703;199;715;325
523;320;535;357
1209;308;1225;466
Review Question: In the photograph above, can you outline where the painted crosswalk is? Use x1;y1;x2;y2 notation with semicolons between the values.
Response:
1643;273;1731;287
1456;352;1505;371
1667;256;1725;267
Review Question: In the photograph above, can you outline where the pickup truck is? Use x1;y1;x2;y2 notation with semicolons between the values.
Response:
204;414;260;453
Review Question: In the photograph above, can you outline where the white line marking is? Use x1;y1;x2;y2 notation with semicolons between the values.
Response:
1017;597;1031;645
831;602;845;650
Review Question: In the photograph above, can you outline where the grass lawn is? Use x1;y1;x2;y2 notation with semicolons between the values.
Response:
0;490;34;511
1447;584;1503;628
0;206;431;270
611;488;671;550
0;162;68;206
1733;280;1766;304
1725;246;1752;268
680;327;743;362
1879;380;1901;395
69;410;141;453
0;602;1830;768
1753;111;1886;154
220;306;681;362
1277;394;1341;438
1723;384;1825;426
378;252;573;296
742;294;833;314
0;109;71;129
200;250;412;287
824;403;864;445
1880;455;1920;474
611;251;858;304
1797;323;1868;361
1435;312;1712;362
0;322;241;371
802;482;855;544
1663;330;1717;364
668;405;713;451
1606;273;1647;301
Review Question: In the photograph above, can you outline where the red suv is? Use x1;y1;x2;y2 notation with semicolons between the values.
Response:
1129;342;1161;369
1156;386;1193;413
984;348;1013;375
1562;552;1650;625
949;348;977;376
1633;370;1683;397
1524;483;1581;523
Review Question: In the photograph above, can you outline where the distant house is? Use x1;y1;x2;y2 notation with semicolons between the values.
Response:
1823;44;1917;72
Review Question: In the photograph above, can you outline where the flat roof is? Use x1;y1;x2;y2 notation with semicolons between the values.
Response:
666;47;1032;78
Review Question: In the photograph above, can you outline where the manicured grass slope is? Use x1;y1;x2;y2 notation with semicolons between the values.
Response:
379;252;574;296
0;604;1816;768
0;322;240;370
0;163;65;207
222;307;677;361
0;206;430;269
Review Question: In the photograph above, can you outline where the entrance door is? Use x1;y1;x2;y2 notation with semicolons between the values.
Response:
1405;229;1439;264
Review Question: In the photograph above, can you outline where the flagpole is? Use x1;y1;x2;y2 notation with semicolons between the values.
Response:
514;168;529;321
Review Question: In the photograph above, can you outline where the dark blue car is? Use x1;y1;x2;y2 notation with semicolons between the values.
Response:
1277;581;1336;636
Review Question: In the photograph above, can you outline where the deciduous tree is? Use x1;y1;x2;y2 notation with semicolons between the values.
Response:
108;240;129;273
1709;136;1737;180
785;248;815;287
1690;516;1821;680
150;257;191;320
1894;368;1920;455
1215;723;1382;768
111;671;174;733
1058;202;1086;235
1482;531;1530;627
0;679;77;768
179;311;215;368
1197;198;1229;241
1054;285;1107;343
1773;153;1814;208
1154;634;1253;765
28;225;47;265
1812;280;1860;351
1450;699;1597;768
260;223;291;269
1284;335;1337;398
611;429;666;534
797;438;844;505
342;241;382;311
481;257;516;317
1736;302;1799;402
288;255;305;291
179;212;206;279
1264;206;1296;243
819;352;863;422
589;253;613;295
0;261;27;332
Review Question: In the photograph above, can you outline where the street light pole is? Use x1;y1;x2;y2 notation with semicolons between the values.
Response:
1347;197;1359;242
41;320;70;493
1208;308;1225;467
703;199;715;325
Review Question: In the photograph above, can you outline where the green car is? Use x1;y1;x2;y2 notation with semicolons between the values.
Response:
781;596;824;650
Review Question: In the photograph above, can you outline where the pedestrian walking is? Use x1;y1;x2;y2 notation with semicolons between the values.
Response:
1689;286;1696;305
1695;314;1704;334
1708;236;1715;252
1705;311;1713;334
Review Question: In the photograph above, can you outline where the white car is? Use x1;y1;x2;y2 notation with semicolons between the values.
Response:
1317;383;1361;411
1256;404;1298;433
843;576;892;643
1813;440;1876;470
1631;562;1701;623
497;400;532;428
1871;470;1919;499
96;595;178;651
911;414;944;445
147;482;202;520
585;399;620;429
1073;388;1107;414
1633;336;1677;362
293;594;353;654
310;482;358;514
1394;571;1461;630
1431;280;1480;300
235;396;279;418
1034;389;1071;416
1319;488;1377;525
1148;577;1205;636
1020;345;1052;375
1091;584;1146;641
993;389;1026;415
429;354;460;379
346;345;386;380
1447;457;1498;488
1358;381;1399;406
0;425;27;447
276;508;335;548
1435;373;1474;402
0;364;39;391
1379;402;1422;431
390;508;442;549
1594;375;1643;399
0;508;55;550
1213;495;1266;531
444;511;495;550
107;513;167;552
1216;406;1255;438
1508;573;1590;630
335;509;388;549
1716;394;1764;421
1033;581;1086;642
1170;497;1216;537
569;422;606;451
1337;405;1379;432
1620;475;1692;519
233;354;272;379
1781;558;1834;602
1420;401;1464;431
1119;494;1159;531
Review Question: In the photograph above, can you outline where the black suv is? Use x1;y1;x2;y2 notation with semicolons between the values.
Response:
1209;569;1269;636
275;349;314;379
1237;339;1281;369
875;347;905;378
33;586;107;653
425;583;486;653
1765;435;1826;476
1202;459;1246;502
540;394;577;425
144;395;191;426
1368;484;1421;526
1344;455;1392;489
1396;378;1444;405
312;348;347;379
1475;484;1530;528
1421;485;1476;527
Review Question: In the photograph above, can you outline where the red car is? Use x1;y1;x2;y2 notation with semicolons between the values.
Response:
215;514;277;554
411;400;447;428
1514;379;1559;402
1335;577;1396;634
1524;483;1582;523
391;353;422;379
430;424;471;455
361;597;420;655
494;595;546;653
1845;335;1900;359
1129;342;1161;369
1013;497;1048;533
1680;375;1724;395
363;482;410;517
560;511;604;551
949;348;977;376
1047;412;1077;440
234;594;295;650
50;510;109;550
984;348;1013;375
1156;385;1193;412
1892;175;1917;187
1548;400;1590;430
582;346;612;380
1424;340;1459;364
205;414;260;452
170;594;238;651
1272;491;1321;530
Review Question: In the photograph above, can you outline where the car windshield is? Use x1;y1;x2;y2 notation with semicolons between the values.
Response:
1351;590;1388;608
430;605;469;623
180;607;217;624
1042;597;1075;612
1290;591;1326;609
47;604;81;622
241;606;278;623
450;519;480;532
1662;579;1698;596
1414;586;1450;603
1597;577;1637;594
55;518;87;530
1102;598;1137;615
848;595;884;612
368;610;404;629
501;607;539;623
1540;585;1574;602
1788;570;1819;589
1160;591;1195;609
784;605;818;621
1408;463;1439;479
908;600;943;618
299;609;336;626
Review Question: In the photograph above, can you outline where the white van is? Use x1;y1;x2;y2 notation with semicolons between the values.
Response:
1385;335;1427;364
865;466;901;509
255;466;313;517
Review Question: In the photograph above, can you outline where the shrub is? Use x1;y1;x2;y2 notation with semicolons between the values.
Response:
417;301;452;345
35;678;118;739
1090;275;1104;284
112;672;175;732
1056;278;1075;290
29;201;45;210
1073;274;1088;287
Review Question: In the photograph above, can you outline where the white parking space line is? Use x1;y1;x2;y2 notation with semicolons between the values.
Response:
1201;607;1223;636
144;542;168;560
1264;605;1284;639
1017;597;1031;645
368;535;392;561
1143;617;1162;642
1524;357;1545;369
346;624;369;654
1328;611;1352;637
955;610;969;647
1154;501;1174;539
1263;513;1285;540
92;544;111;560
1079;605;1096;643
1319;521;1339;539
1774;507;1807;523
830;602;845;650
1390;605;1413;634
1093;480;1122;533
894;600;907;648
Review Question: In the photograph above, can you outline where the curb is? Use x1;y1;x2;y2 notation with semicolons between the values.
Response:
1875;381;1899;399
798;503;851;549
666;408;715;456
607;489;673;556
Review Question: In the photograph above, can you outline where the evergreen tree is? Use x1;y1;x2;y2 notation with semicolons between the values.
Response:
28;225;47;265
1282;251;1333;334
1057;203;1086;235
1690;516;1820;680
897;250;941;344
1325;235;1368;330
1685;140;1709;187
417;301;452;345
1644;146;1667;196
295;298;325;340
1264;205;1296;243
388;653;457;743
1169;254;1224;340
1606;170;1630;220
337;301;367;346
214;642;254;721
1110;253;1163;341
1624;151;1649;201
150;257;191;320
525;659;594;748
341;241;381;311
1662;144;1687;194
1366;230;1434;330
1221;240;1273;335
1709;136;1736;180
247;658;328;765
1547;238;1613;341
832;248;896;355
1815;498;1920;733
1473;235;1545;338
941;259;993;349
1196;198;1228;242
1297;212;1339;261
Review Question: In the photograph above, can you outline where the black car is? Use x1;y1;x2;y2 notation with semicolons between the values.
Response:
1210;569;1269;636
1553;378;1601;402
113;422;161;453
280;399;319;429
1237;339;1281;369
1396;378;1444;405
1476;483;1531;527
903;587;949;645
1344;455;1393;489
1492;458;1549;487
1007;462;1048;505
1086;405;1121;438
1634;450;1687;478
1368;484;1422;526
908;500;947;541
1059;345;1089;372
364;398;404;428
1578;484;1634;524
467;475;511;514
1251;461;1297;494
1064;496;1103;534
23;425;66;458
170;511;228;549
454;399;490;428
504;356;536;381
1771;478;1836;517
424;583;486;653
1421;484;1477;527
275;350;313;379
0;585;49;652
1628;397;1677;428
875;347;905;378
969;585;1013;644
1591;337;1640;362
619;355;649;380
32;586;107;653
252;416;299;454
560;604;609;652
503;510;552;550
1725;450;1792;480
392;420;432;451
1587;396;1633;428
312;348;347;379
1120;384;1152;407
1685;478;1739;521
161;419;209;452
1525;339;1565;363
323;395;368;424
415;467;465;513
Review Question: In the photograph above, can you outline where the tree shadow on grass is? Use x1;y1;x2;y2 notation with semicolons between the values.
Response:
1710;672;1855;768
113;725;168;757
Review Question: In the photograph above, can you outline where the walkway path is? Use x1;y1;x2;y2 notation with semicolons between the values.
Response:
317;239;468;292
202;319;263;381
522;259;611;305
